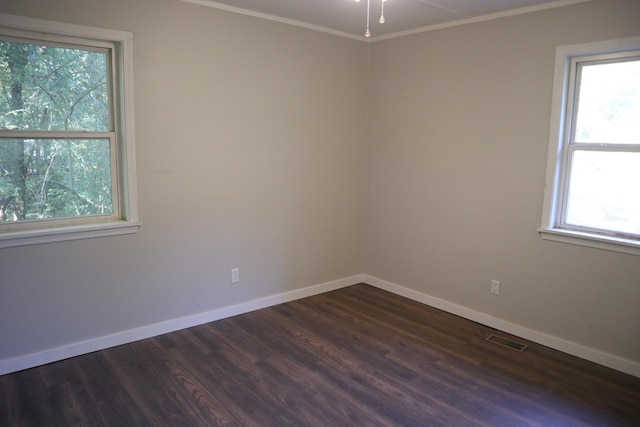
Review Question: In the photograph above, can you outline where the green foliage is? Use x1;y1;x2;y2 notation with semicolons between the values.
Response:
0;40;109;130
0;39;113;222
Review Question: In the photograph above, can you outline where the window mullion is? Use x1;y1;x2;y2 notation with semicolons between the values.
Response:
570;143;640;152
0;131;113;139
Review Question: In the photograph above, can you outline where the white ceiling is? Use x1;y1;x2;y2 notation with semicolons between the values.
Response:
181;0;590;41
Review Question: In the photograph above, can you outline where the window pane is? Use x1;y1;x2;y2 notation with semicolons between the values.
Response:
574;59;640;144
0;138;113;222
565;150;640;236
0;40;109;131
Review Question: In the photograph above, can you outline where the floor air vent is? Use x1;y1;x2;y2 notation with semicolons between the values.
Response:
485;334;527;352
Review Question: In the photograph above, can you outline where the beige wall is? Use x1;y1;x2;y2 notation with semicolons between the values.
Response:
0;0;367;361
364;0;640;363
1;0;639;372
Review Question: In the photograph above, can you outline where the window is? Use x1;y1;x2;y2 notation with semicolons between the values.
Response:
0;14;139;248
539;36;640;255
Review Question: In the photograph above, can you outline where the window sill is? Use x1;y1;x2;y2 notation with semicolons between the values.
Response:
0;221;141;249
538;227;640;256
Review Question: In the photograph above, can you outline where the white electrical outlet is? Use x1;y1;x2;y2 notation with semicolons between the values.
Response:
231;268;240;284
490;280;500;295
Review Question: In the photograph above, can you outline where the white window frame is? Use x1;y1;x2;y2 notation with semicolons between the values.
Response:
0;13;140;248
539;36;640;256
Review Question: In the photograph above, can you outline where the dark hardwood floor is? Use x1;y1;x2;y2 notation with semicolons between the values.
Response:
2;283;639;426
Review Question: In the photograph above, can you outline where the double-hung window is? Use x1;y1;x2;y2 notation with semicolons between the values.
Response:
0;14;139;248
540;36;640;255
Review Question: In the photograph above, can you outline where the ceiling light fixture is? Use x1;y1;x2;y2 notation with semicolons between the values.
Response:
354;0;386;38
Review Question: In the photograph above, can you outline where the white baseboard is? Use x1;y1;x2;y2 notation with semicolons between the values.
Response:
0;274;364;376
363;274;640;378
5;273;637;378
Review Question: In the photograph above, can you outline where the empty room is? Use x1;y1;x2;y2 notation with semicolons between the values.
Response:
1;0;639;425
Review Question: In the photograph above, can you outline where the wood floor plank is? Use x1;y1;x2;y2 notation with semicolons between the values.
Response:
255;353;391;426
2;367;56;426
170;343;298;426
117;356;199;424
61;352;144;426
142;339;239;426
2;283;639;426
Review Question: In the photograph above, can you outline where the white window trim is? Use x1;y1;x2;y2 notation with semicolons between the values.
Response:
539;36;640;256
0;13;140;249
